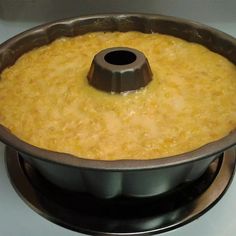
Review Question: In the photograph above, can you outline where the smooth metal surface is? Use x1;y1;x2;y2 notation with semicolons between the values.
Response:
21;152;215;198
87;47;152;93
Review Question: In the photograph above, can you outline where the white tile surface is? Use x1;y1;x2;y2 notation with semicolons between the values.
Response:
0;1;236;235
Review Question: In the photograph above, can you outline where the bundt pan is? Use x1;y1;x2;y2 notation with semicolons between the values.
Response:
0;14;236;199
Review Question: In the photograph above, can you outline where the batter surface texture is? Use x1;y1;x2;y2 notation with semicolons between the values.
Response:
0;32;236;160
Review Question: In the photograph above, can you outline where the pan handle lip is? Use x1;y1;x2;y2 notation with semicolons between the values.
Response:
1;13;236;57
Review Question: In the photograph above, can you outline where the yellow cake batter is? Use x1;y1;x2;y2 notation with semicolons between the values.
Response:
0;32;235;160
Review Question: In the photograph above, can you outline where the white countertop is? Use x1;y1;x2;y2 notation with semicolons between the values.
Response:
0;1;236;235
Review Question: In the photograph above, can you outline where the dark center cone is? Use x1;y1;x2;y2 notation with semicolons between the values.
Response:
87;47;153;93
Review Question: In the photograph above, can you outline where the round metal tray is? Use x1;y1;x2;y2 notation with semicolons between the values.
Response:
5;146;236;236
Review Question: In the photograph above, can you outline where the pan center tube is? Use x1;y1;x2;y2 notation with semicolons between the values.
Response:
87;47;153;93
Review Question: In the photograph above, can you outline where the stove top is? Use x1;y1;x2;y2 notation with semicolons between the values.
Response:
0;2;236;235
2;147;236;236
5;147;235;236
